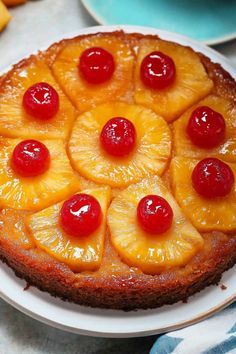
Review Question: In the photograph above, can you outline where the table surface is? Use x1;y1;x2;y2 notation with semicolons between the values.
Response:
0;1;235;353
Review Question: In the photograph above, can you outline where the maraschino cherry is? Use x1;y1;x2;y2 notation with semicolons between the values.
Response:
79;47;115;84
192;158;234;198
137;195;173;234
100;117;136;156
140;51;176;90
187;106;226;148
23;82;59;120
60;194;102;237
11;139;50;177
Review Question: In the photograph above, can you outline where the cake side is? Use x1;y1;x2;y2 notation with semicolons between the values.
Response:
0;226;235;310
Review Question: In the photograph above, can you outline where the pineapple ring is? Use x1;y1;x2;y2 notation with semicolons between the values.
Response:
0;138;80;210
27;186;111;271
52;34;134;112
108;176;203;274
134;39;213;122
170;156;236;232
173;95;236;163
68;102;171;188
0;56;76;140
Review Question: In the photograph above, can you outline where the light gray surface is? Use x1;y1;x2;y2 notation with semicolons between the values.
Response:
0;298;154;354
0;1;235;353
0;0;96;71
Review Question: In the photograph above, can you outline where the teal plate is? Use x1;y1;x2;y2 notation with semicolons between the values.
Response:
81;0;236;45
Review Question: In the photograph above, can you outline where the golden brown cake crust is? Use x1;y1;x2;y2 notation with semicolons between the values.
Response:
0;31;235;310
0;230;236;310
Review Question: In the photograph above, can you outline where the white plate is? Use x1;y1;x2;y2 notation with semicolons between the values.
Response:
0;25;235;338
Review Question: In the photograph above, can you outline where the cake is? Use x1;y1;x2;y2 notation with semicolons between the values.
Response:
0;31;235;310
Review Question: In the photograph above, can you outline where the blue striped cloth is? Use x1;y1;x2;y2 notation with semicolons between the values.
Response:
150;302;236;354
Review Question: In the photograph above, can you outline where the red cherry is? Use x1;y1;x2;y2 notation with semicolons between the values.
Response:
11;140;50;177
140;51;176;90
60;194;102;237
137;195;173;234
100;117;136;156
79;47;115;84
23;82;59;120
192;158;234;198
187;106;226;148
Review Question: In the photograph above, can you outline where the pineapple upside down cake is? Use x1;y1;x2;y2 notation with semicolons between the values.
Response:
0;31;235;310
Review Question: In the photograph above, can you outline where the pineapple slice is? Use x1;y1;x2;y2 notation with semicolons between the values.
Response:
27;186;111;271
170;156;236;232
0;56;76;139
52;34;134;112
69;102;171;188
134;39;213;122
173;95;236;163
107;176;203;274
0;138;80;210
0;209;34;249
0;1;11;32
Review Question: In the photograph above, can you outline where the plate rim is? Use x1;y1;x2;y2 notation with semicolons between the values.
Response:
81;0;236;45
0;25;235;338
0;277;235;338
